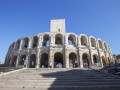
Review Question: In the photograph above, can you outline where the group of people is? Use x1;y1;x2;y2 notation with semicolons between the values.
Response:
69;59;78;68
23;59;35;68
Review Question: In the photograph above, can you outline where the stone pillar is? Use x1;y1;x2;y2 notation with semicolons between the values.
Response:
49;49;54;68
15;56;20;68
79;52;83;68
26;54;29;68
13;42;17;50
39;36;42;47
50;35;54;46
100;57;103;68
19;39;23;50
36;50;40;68
89;50;94;67
28;38;33;49
65;52;69;68
65;35;68;45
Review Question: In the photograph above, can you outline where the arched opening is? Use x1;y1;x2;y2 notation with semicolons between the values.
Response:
8;59;11;66
82;53;90;68
30;54;36;68
23;38;29;49
16;40;21;50
54;53;63;68
19;55;26;66
102;56;106;67
12;43;15;50
93;54;100;67
32;36;38;48
90;37;96;48
69;53;78;68
43;34;50;47
98;40;103;49
12;56;17;67
55;34;63;45
6;58;10;66
104;42;108;51
81;35;87;47
68;34;76;46
108;46;111;52
107;57;110;66
40;53;48;68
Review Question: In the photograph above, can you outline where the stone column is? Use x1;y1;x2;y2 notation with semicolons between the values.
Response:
100;57;103;68
65;52;69;68
49;49;54;68
19;39;23;50
13;42;17;50
50;35;54;46
65;35;68;45
79;52;83;68
76;53;79;68
26;54;29;68
15;56;20;68
28;38;33;49
89;50;94;67
36;50;40;68
39;36;42;47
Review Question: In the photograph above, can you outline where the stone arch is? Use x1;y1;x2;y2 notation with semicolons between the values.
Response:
107;57;110;65
80;34;88;47
16;40;21;50
43;34;50;47
19;55;26;66
82;53;90;68
8;59;11;66
32;36;39;48
23;37;29;49
12;56;17;67
102;56;106;67
69;52;78;68
29;54;36;68
98;39;103;49
93;54;101;67
108;45;112;53
103;42;108;51
54;52;63;68
90;37;96;48
55;33;63;45
68;34;76;46
12;42;15;50
40;53;49;68
93;54;98;63
5;57;10;66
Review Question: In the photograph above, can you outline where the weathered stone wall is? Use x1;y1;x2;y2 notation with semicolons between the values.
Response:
4;32;113;69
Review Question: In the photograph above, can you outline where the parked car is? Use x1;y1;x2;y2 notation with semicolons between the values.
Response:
108;67;120;75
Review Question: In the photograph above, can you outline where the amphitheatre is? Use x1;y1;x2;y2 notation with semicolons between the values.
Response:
0;19;120;90
4;19;113;69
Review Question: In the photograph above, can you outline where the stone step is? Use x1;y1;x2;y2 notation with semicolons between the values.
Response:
0;68;119;90
1;77;119;81
1;81;120;86
1;79;120;82
0;85;120;90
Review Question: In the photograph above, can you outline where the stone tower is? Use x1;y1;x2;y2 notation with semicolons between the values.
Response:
50;19;65;33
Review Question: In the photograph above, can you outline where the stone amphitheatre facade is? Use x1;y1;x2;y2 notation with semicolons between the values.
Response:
4;19;113;69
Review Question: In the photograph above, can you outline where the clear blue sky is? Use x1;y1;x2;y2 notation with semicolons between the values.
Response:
0;0;120;63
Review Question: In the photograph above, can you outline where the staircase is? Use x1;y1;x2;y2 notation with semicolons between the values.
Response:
0;68;120;90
